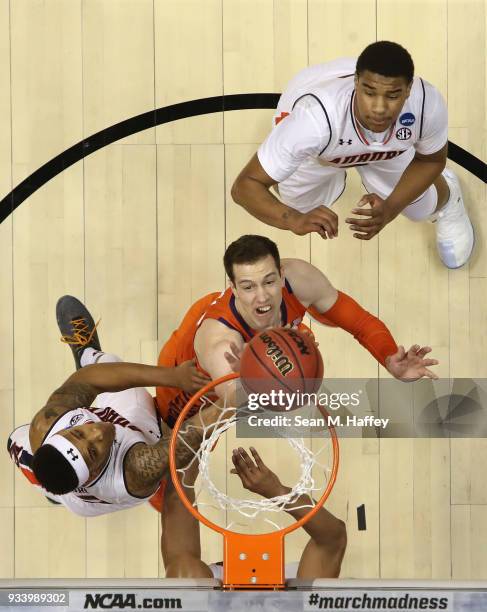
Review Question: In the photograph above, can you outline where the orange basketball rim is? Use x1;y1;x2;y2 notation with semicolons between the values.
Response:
169;373;340;590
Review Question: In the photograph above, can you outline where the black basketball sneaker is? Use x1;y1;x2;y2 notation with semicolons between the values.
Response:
56;296;102;370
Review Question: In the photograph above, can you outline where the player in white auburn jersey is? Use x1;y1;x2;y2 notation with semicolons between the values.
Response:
232;41;474;269
7;296;216;518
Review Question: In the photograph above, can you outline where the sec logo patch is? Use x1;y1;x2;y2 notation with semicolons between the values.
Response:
396;127;412;140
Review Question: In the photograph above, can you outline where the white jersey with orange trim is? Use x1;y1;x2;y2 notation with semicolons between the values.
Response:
258;57;448;181
7;393;161;517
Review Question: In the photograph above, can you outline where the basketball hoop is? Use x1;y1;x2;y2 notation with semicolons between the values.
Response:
169;373;339;590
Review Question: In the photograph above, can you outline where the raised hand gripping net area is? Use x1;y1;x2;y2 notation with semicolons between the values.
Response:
173;378;338;531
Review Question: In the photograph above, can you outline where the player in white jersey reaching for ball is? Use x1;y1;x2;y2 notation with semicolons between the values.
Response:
7;296;216;518
232;41;474;269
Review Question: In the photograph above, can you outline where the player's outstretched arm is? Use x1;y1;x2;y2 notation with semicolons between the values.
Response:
231;153;293;228
60;360;209;395
30;361;209;452
194;319;244;400
37;360;208;420
346;145;448;241
285;259;439;380
232;154;338;239
231;102;338;239
386;146;447;215
308;289;439;380
231;447;347;578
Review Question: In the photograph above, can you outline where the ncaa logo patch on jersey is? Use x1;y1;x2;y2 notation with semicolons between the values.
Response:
396;127;412;140
69;414;84;427
399;112;415;126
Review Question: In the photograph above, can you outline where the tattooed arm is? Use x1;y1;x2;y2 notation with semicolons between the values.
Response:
123;405;221;498
30;361;209;453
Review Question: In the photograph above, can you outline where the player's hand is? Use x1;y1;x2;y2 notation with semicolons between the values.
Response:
288;206;338;239
385;345;439;381
230;447;288;499
174;359;211;393
345;193;394;240
285;323;319;347
224;342;245;373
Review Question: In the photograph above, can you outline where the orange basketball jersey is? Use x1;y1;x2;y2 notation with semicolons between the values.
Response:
156;279;308;426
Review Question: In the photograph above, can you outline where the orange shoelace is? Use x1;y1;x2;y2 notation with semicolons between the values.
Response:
60;317;101;346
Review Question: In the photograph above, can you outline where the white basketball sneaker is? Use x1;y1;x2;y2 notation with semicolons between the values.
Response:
435;169;474;269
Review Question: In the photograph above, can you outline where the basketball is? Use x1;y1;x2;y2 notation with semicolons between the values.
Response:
240;327;324;410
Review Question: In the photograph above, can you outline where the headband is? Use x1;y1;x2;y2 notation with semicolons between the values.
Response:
43;433;90;487
42;408;96;488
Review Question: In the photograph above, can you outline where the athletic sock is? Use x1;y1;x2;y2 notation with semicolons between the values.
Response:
80;348;122;367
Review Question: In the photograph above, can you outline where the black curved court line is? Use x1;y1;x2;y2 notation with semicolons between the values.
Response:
0;93;485;225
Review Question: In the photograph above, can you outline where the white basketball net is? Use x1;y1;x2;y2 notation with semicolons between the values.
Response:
174;380;335;529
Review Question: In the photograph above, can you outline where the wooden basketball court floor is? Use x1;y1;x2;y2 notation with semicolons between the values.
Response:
0;0;485;581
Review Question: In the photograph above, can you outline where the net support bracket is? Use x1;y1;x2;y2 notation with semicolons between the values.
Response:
223;532;285;589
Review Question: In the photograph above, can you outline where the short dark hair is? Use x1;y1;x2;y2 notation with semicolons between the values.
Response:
356;41;414;83
224;235;281;284
32;444;79;495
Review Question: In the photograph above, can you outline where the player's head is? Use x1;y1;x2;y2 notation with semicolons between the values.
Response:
32;422;115;494
224;235;283;331
354;41;414;132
